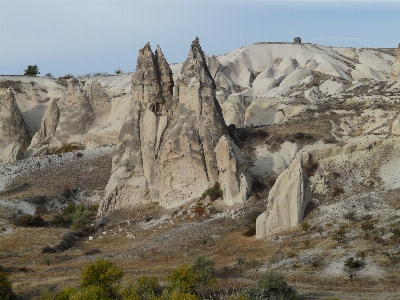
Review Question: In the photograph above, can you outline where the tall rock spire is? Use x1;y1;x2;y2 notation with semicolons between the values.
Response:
131;43;173;111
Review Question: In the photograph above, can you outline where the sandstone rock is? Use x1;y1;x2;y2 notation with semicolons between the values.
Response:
54;79;95;144
390;44;400;80
157;38;229;207
0;88;30;164
215;135;251;205
29;99;60;148
100;38;249;214
256;153;312;238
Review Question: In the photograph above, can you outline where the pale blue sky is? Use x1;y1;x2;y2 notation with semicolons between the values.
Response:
1;0;399;77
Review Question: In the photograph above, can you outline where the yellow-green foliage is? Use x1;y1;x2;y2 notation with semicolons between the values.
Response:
121;275;161;300
0;272;16;300
201;182;223;201
70;285;109;300
81;258;124;298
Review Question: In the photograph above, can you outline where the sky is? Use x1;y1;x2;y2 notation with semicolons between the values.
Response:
1;0;399;77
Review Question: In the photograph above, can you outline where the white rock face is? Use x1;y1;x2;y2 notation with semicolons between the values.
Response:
256;153;312;238
215;135;251;206
0;88;30;165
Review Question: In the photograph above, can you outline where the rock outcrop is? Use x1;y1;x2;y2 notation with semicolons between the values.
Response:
215;135;250;206
390;44;400;80
100;38;250;215
28;99;60;154
256;153;312;238
0;88;30;164
54;79;95;144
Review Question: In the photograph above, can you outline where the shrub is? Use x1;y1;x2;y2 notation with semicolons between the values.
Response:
41;245;57;254
165;264;197;295
191;255;216;291
121;275;161;300
251;271;298;300
24;65;40;76
0;272;17;300
115;68;123;75
14;214;46;227
301;221;310;232
333;226;346;243
45;73;54;78
242;226;256;237
55;286;75;300
201;182;223;201
81;258;123;298
344;210;356;221
344;257;363;269
57;203;98;230
70;285;109;300
166;256;216;296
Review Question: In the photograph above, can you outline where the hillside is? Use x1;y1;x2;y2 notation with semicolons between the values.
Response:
1;40;400;300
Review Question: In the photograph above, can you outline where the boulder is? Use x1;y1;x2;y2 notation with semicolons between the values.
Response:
256;153;312;238
390;44;400;80
0;88;30;164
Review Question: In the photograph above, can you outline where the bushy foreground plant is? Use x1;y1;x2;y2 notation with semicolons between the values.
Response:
39;257;297;300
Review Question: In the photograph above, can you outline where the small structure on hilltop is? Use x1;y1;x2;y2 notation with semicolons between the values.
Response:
294;37;301;44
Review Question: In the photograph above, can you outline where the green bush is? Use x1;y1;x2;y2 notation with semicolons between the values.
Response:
55;286;75;300
201;182;223;201
344;257;362;269
53;203;98;230
24;65;40;76
165;256;216;296
81;258;123;298
0;272;17;300
121;275;161;300
332;226;346;243
70;285;109;300
301;221;310;232
249;271;298;300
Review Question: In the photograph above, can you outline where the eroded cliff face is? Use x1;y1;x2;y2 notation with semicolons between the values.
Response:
256;153;312;238
390;44;400;80
0;88;30;164
100;38;250;215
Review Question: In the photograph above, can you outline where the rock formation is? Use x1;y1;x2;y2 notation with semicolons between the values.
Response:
100;38;250;215
28;99;60;153
0;88;30;164
54;79;95;144
390;44;400;80
256;153;312;238
215;135;250;206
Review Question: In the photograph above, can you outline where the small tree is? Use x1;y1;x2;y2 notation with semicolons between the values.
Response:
80;258;123;298
344;257;363;281
115;68;123;75
24;65;40;76
251;271;298;300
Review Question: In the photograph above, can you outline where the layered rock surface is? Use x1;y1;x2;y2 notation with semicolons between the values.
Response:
0;88;30;164
256;153;312;238
100;39;250;214
390;44;400;80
